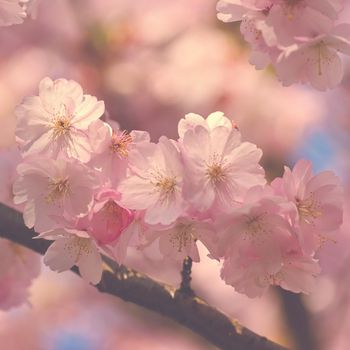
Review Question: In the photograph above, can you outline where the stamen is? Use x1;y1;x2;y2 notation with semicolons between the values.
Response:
64;237;93;263
110;130;133;158
296;194;322;225
51;105;72;140
46;177;71;203
243;214;269;241
169;223;196;252
206;153;226;184
155;176;177;196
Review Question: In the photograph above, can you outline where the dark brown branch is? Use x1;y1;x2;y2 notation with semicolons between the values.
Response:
0;203;288;350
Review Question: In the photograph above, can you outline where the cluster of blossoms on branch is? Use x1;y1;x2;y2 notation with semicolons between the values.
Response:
0;0;41;26
217;0;350;90
12;77;343;297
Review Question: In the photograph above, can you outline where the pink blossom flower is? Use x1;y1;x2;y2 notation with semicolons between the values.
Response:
40;230;103;285
0;239;41;310
217;185;292;258
143;217;219;263
179;112;265;214
89;189;134;246
221;241;279;297
275;24;350;90
89;120;150;187
118;136;185;225
16;77;105;162
221;228;321;297
275;240;321;294
0;0;26;26
271;159;343;255
266;2;334;46
13;158;97;232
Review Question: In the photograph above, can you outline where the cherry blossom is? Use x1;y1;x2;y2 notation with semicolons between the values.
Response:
118;136;185;225
7;74;345;299
89;120;150;187
13;158;97;232
275;24;350;90
271;159;343;255
16;77;105;162
144;217;219;263
221;228;321;297
216;0;350;89
217;185;292;257
40;230;103;285
179;112;265;214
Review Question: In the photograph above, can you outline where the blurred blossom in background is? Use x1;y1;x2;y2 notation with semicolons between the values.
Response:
1;0;350;349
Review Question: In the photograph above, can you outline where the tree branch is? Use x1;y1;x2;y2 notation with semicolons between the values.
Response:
0;203;288;350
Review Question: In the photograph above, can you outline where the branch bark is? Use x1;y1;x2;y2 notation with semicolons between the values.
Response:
0;203;288;350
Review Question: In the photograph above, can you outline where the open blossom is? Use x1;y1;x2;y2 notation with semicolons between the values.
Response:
0;239;41;310
275;24;350;90
221;234;321;297
89;120;150;187
216;0;349;89
217;185;292;258
276;239;321;294
16;77;105;162
179;112;265;214
40;230;103;285
118;136;185;225
13;158;97;232
144;217;219;263
271;159;343;255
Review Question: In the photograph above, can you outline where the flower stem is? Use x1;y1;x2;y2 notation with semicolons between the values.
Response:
178;256;195;296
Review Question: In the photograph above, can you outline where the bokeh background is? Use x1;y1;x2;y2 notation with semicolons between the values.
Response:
1;1;350;349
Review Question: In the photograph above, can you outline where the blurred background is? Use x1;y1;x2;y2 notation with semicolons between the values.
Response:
1;0;350;349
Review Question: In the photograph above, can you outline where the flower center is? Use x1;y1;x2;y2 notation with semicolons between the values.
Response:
244;214;269;239
46;177;71;203
110;131;133;158
52;115;71;140
50;103;72;140
156;176;177;195
296;196;322;225
65;237;93;263
169;223;195;252
206;162;226;184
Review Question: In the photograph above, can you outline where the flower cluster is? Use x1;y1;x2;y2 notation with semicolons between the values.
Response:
13;78;343;297
216;0;350;90
0;0;41;27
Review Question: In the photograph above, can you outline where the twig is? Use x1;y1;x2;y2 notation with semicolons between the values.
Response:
177;256;195;297
0;203;288;350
